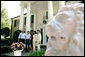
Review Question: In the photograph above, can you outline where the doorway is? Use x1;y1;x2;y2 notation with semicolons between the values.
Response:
40;28;43;44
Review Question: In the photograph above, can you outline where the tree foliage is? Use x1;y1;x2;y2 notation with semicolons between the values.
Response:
1;2;11;29
1;2;8;19
1;27;10;38
13;30;21;40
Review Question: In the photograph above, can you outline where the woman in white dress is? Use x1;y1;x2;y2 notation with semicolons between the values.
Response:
33;30;41;51
36;30;41;51
33;31;38;51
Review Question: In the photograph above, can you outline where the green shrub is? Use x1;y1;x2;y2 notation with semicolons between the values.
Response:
1;38;17;46
29;49;46;56
1;45;12;53
1;27;10;38
13;30;21;40
1;38;17;53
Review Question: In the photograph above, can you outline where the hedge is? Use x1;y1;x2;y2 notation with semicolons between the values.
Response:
1;38;17;46
1;45;12;53
13;30;21;39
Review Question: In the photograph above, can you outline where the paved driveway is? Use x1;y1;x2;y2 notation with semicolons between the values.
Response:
1;52;29;56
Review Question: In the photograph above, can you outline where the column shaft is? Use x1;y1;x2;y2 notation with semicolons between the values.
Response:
19;5;24;30
48;1;53;21
26;3;31;32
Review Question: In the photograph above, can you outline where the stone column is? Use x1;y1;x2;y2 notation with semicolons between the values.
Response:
26;2;31;32
48;1;53;21
59;1;65;9
19;5;24;30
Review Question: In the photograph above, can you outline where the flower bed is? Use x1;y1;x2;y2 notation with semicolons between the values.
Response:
11;42;25;51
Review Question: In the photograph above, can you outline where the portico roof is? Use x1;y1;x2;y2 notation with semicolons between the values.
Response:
20;1;59;12
11;1;81;19
11;13;27;19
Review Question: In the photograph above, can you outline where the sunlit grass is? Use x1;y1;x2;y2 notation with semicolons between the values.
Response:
29;49;46;56
1;35;10;39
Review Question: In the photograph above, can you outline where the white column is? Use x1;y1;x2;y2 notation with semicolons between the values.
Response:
59;1;65;9
43;26;47;45
19;5;24;30
26;2;31;32
48;1;53;21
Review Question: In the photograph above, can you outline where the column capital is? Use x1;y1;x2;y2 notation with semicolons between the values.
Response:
59;1;65;9
48;1;53;3
27;1;31;4
27;2;31;7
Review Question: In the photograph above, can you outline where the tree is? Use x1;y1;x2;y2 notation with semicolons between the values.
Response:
1;27;10;39
1;2;8;20
13;30;21;40
1;2;11;29
1;19;11;29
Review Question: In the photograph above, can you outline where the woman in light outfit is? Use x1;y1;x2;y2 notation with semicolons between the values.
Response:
33;30;41;51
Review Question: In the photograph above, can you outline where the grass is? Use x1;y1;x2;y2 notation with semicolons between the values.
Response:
1;35;10;39
29;49;46;56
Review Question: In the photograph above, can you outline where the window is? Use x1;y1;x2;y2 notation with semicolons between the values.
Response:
14;20;19;27
31;15;34;24
24;17;26;25
14;20;17;27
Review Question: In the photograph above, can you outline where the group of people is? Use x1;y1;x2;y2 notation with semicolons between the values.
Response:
18;30;41;52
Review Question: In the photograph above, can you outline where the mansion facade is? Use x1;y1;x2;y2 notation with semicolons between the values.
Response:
11;1;82;45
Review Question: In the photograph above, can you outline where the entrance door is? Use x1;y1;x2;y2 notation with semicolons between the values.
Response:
40;28;43;44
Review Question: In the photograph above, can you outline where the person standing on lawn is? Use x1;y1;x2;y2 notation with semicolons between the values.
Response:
36;30;41;51
33;31;38;51
30;30;34;51
25;31;31;52
18;30;26;43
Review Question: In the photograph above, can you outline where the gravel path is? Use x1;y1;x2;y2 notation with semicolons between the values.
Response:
1;52;30;56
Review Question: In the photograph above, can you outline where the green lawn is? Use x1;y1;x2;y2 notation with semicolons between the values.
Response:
29;49;46;56
1;35;10;39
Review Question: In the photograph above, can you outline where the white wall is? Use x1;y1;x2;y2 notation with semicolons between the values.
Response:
36;10;46;29
35;6;59;29
35;1;81;29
